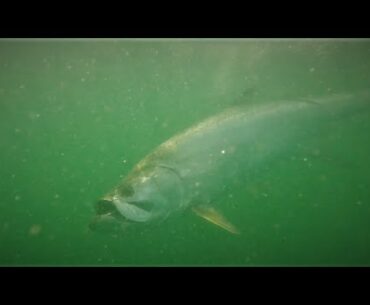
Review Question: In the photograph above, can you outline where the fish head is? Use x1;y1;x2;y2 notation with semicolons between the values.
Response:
89;164;184;233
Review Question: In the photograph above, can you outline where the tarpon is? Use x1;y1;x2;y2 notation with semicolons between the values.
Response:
89;91;370;234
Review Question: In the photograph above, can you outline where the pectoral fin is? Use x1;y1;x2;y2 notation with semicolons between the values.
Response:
192;205;240;234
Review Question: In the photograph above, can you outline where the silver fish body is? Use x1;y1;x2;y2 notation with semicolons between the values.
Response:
90;91;370;233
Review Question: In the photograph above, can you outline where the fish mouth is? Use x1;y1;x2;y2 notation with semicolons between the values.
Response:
89;212;131;233
89;200;131;233
95;199;117;216
89;197;154;233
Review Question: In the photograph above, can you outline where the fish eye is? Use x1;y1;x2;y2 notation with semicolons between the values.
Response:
95;200;117;215
118;183;134;197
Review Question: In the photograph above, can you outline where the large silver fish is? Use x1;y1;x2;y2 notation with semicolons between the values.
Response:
89;91;370;234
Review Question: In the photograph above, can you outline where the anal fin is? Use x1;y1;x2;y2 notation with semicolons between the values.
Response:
192;205;240;235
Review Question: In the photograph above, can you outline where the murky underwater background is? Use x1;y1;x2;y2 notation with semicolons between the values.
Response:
1;39;370;266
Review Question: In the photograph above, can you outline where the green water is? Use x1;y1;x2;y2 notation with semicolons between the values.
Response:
1;39;370;266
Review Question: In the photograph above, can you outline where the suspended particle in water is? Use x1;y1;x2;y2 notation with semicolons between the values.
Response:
312;149;321;157
15;195;21;201
28;112;40;120
3;222;9;231
59;81;66;90
29;224;42;236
